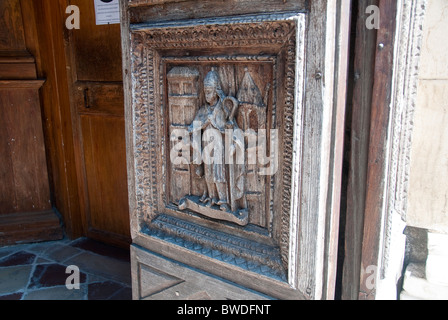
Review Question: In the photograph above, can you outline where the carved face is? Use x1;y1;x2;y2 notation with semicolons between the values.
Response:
204;86;218;106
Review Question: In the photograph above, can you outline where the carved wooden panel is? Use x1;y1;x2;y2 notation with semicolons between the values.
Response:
122;0;349;300
129;12;305;291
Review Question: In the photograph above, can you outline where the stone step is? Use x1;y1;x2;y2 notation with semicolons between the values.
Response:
426;254;448;286
400;291;422;300
428;232;448;256
401;263;448;300
426;232;448;286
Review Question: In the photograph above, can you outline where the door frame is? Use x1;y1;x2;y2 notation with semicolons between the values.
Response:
62;0;130;248
342;0;427;300
31;0;85;239
31;0;131;247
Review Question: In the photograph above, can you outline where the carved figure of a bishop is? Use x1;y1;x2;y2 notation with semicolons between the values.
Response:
188;69;231;212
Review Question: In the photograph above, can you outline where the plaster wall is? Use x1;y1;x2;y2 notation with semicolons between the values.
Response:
408;0;448;234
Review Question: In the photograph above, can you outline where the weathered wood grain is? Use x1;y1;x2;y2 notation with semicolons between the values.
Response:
0;80;50;215
0;0;26;51
31;0;84;238
52;0;131;246
342;0;379;300
358;0;398;300
129;0;307;24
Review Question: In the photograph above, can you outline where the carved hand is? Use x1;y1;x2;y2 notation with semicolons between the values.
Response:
226;120;235;130
229;144;236;157
195;165;204;178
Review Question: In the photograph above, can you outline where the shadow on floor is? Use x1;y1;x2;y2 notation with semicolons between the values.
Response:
0;237;132;300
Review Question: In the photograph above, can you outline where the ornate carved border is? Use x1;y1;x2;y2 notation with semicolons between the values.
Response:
129;12;306;288
380;0;427;280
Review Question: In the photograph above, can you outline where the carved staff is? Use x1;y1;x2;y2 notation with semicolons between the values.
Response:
224;96;239;123
223;96;247;213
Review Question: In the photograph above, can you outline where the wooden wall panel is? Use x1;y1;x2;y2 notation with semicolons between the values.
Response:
0;53;36;79
0;0;64;244
0;81;51;214
0;0;26;51
80;115;130;244
29;0;84;239
61;0;130;247
71;0;123;82
0;80;63;244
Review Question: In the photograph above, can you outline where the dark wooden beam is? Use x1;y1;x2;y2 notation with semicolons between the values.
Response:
358;0;398;300
341;0;379;300
31;0;85;239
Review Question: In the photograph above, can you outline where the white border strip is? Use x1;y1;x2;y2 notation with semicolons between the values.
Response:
288;13;307;289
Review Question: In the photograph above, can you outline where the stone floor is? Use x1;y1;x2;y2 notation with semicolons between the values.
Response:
0;237;132;300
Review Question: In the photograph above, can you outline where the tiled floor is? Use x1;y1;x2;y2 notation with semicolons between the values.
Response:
0;237;132;300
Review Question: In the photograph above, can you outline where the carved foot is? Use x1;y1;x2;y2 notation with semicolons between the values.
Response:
216;199;230;212
200;193;208;203
178;198;187;210
204;198;212;208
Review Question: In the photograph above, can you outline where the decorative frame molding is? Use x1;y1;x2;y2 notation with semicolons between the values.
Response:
355;0;427;300
128;12;306;294
380;0;427;281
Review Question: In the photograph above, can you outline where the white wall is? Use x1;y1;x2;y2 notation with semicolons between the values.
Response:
407;0;448;234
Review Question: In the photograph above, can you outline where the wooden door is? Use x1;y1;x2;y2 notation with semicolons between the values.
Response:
66;0;130;247
122;0;350;300
0;0;63;245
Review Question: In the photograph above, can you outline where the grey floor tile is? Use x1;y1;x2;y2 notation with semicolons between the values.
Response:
0;248;14;260
0;292;23;300
25;240;69;256
28;263;87;289
0;251;36;267
0;265;33;294
64;251;131;286
0;237;132;300
40;243;82;263
23;285;87;300
88;281;126;300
